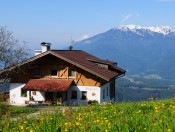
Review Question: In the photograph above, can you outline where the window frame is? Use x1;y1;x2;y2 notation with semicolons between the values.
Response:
81;91;87;100
21;89;27;97
68;68;75;78
51;69;58;77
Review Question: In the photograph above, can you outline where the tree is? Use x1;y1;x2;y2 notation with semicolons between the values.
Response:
0;26;30;82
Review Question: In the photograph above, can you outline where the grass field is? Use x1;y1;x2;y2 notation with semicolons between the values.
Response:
0;98;175;132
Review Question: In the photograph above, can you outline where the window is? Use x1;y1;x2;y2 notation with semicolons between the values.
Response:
69;68;75;77
51;70;57;76
103;89;105;99
32;91;36;95
33;69;40;76
81;91;87;100
21;89;27;97
106;87;108;96
71;90;77;99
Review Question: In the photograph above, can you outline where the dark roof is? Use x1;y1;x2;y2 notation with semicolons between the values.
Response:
23;79;73;92
51;50;125;81
0;50;125;81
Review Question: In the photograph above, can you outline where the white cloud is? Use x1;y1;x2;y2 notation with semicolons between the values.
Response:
74;34;90;42
121;14;133;24
120;13;140;24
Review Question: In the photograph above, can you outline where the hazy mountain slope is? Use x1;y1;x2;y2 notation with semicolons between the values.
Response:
73;25;175;79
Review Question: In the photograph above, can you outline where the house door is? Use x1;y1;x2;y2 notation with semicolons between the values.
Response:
45;92;53;101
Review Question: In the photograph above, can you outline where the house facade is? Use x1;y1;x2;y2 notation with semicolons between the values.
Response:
0;43;125;105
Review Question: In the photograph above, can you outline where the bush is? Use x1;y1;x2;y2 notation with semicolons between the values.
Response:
87;100;99;105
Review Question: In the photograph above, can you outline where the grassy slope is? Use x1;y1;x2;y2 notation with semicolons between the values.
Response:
1;98;175;132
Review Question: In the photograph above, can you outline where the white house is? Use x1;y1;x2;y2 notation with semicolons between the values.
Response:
0;42;125;105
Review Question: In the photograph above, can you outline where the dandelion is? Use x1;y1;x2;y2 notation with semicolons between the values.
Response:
64;122;69;126
105;120;109;123
167;129;171;132
23;121;28;124
19;125;24;130
76;122;80;126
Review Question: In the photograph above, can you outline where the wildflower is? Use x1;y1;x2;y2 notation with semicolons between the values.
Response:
30;130;34;132
64;122;69;126
76;122;80;126
23;121;28;124
19;125;24;130
138;110;141;113
167;129;171;132
105;120;109;123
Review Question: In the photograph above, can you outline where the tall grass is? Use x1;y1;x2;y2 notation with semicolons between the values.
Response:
1;98;175;132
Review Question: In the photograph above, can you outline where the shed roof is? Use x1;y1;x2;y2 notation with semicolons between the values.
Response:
23;79;73;92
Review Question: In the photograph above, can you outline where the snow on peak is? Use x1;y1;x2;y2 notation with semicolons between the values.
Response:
114;25;175;35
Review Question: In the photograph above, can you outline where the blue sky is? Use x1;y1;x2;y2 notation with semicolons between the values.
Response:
0;0;175;50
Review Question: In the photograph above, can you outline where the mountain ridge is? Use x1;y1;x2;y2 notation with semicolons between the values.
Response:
73;25;175;80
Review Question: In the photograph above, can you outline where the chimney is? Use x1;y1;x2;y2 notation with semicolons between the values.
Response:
34;42;51;56
41;42;51;53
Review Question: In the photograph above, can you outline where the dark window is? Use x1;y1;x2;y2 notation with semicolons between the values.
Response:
33;69;40;76
103;89;105;99
71;90;77;99
51;70;57;76
69;68;75;77
106;87;108;96
81;91;87;100
21;89;27;97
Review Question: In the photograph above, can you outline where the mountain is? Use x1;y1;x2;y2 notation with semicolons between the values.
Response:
73;25;175;80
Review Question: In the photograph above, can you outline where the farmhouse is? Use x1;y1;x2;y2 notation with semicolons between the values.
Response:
0;43;125;105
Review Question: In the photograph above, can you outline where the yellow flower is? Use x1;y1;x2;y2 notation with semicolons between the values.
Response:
105;120;109;123
64;122;69;126
76;122;80;126
23;121;28;124
167;129;171;132
30;130;34;132
19;125;24;130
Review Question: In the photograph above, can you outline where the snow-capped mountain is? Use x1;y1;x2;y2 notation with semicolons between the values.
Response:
115;25;175;35
73;25;175;80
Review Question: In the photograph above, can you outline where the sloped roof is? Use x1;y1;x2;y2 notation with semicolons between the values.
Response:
23;79;73;92
0;50;125;81
50;50;125;81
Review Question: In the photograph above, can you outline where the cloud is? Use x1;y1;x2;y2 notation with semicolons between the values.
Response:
75;34;90;41
120;13;140;24
73;35;90;43
121;14;133;23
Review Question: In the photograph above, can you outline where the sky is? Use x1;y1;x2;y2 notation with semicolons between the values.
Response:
0;0;175;50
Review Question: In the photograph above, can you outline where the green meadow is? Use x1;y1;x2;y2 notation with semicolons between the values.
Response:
0;98;175;132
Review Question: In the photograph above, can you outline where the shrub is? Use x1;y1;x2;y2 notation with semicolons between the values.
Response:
87;100;98;105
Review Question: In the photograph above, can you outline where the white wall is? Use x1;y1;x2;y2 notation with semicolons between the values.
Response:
31;91;45;102
10;83;28;105
66;86;101;105
10;83;45;105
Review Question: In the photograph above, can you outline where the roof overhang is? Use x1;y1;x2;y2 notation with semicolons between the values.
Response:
0;50;125;81
23;79;73;92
